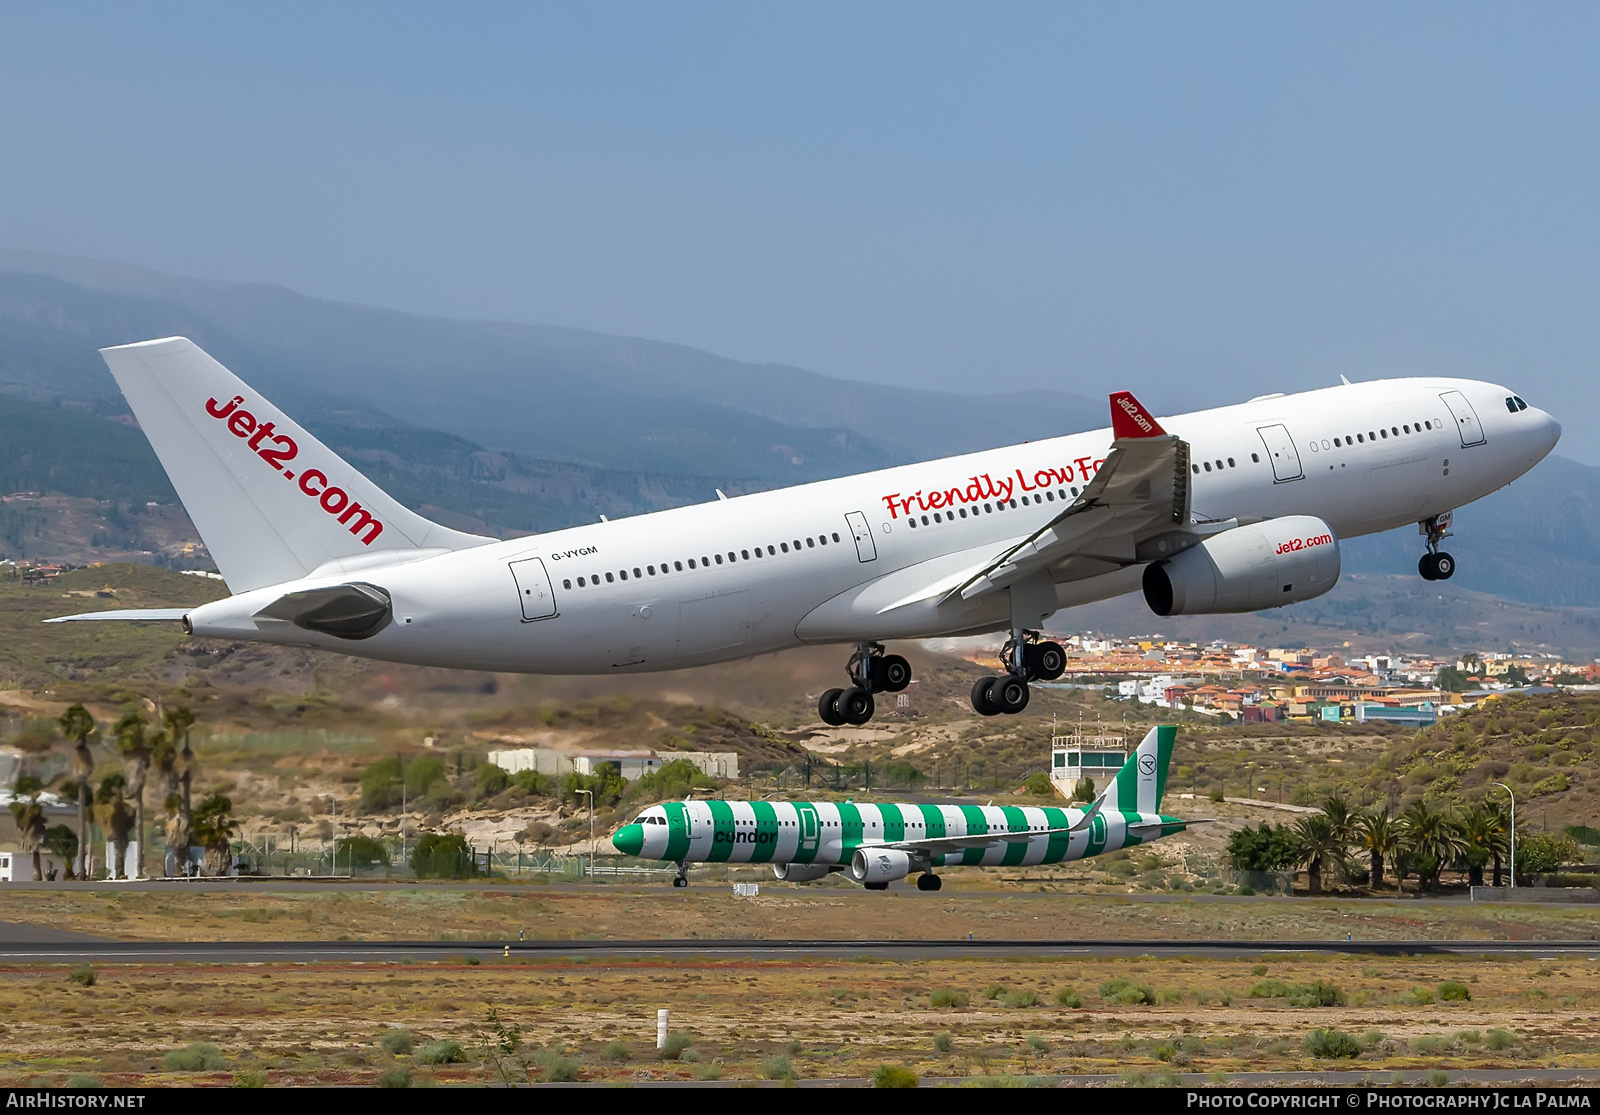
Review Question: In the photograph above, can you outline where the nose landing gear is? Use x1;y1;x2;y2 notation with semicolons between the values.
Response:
971;631;1066;716
1418;513;1456;581
817;642;912;726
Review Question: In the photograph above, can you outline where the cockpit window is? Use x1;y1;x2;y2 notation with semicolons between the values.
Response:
1506;396;1528;413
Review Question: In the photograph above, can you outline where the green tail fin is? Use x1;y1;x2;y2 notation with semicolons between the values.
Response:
1101;725;1176;813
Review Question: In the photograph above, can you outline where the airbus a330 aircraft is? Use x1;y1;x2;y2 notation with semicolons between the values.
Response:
614;725;1189;889
53;338;1558;725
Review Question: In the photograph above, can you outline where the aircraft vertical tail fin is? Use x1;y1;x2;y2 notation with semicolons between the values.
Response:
1098;725;1175;814
100;337;491;593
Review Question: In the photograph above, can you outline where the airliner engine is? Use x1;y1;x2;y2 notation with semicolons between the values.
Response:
772;863;833;883
849;847;914;885
1142;515;1341;616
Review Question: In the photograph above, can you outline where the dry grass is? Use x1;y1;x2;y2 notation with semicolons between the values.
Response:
1;884;1598;944
1;953;1596;1086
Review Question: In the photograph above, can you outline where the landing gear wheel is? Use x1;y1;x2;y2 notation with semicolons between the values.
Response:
1418;554;1439;581
991;675;1030;715
971;676;1000;716
837;686;875;726
1025;641;1066;681
877;654;912;692
672;862;689;888
1432;551;1455;580
818;688;848;726
916;873;942;892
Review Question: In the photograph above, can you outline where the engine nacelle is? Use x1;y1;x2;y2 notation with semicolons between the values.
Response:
849;847;913;885
1143;515;1341;616
772;863;833;883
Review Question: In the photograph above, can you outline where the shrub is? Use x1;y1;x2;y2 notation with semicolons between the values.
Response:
785;1040;802;1056
164;1042;226;1071
1100;978;1156;1005
600;1041;629;1063
67;964;95;987
660;1032;693;1060
415;1041;466;1065
1226;822;1298;871
694;1063;724;1080
929;988;969;1008
872;1063;919;1088
1026;1035;1050;1053
1287;981;1346;1008
377;1068;412;1088
1437;981;1471;1002
1153;1043;1176;1062
1248;979;1292;999
984;983;1006;1000
1426;1070;1450;1088
231;1071;268;1089
1485;1029;1514;1051
1001;989;1040;1008
338;834;390;869
64;1075;100;1089
513;770;551;796
411;833;474;880
761;1055;795;1080
1401;987;1435;1006
474;763;511;796
933;1033;954;1053
1056;988;1083;1008
378;1030;414;1055
1411;1035;1452;1055
1305;1028;1361;1059
1021;772;1052;797
536;1053;581;1083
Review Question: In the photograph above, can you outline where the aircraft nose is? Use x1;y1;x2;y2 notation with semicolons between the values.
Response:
613;824;644;857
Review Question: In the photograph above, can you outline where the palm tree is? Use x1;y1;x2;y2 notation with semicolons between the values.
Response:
57;704;97;880
192;793;238;877
1356;808;1402;892
1458;801;1509;887
1293;813;1342;895
1399;799;1464;890
162;793;190;878
113;713;151;879
147;729;177;876
95;774;135;879
1319;791;1359;885
164;706;197;873
8;776;48;881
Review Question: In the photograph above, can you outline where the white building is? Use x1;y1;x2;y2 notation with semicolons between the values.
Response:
487;748;739;782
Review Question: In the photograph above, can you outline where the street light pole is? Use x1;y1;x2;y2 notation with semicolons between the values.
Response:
575;789;594;878
1494;782;1516;889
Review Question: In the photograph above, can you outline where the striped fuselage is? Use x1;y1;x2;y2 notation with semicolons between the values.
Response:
620;799;1187;868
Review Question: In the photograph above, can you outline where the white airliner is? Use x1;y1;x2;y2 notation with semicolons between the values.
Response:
53;338;1559;724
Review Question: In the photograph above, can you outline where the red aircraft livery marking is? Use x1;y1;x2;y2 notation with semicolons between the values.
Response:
204;395;385;545
879;459;1104;521
1275;532;1333;555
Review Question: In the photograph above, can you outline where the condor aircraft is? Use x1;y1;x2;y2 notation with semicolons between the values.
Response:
614;725;1189;889
53;338;1558;725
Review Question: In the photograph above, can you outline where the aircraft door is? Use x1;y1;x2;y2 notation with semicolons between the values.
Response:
1256;424;1304;482
509;557;558;621
845;511;877;562
1439;390;1486;447
796;803;820;857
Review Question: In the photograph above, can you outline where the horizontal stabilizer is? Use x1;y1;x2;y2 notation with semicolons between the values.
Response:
44;608;190;624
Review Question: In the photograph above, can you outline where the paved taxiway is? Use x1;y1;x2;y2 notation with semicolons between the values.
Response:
2;928;1597;964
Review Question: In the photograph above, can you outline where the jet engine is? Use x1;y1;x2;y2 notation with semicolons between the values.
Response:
1143;515;1341;617
772;863;833;883
849;847;914;886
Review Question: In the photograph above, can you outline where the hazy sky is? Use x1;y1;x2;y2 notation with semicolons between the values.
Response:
2;5;1597;460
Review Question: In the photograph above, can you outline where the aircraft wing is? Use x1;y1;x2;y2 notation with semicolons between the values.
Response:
947;392;1193;602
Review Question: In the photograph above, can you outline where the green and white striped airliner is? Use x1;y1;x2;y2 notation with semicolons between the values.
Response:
612;725;1196;889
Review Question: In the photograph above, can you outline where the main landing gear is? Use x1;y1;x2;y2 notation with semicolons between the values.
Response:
971;632;1066;717
1418;513;1456;582
916;872;942;892
818;642;911;726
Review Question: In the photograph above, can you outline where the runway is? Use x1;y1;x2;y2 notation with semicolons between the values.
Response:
2;931;1598;964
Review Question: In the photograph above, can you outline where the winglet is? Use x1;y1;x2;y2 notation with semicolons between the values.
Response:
1109;391;1167;439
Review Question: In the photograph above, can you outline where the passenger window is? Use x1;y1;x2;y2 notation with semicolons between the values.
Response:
702;556;710;566
1357;434;1364;443
1402;425;1410;434
1203;461;1211;472
605;572;615;583
933;513;942;523
959;507;968;517
1071;487;1079;496
1380;429;1388;438
688;559;696;569
1250;453;1259;463
634;568;641;578
714;554;723;564
1192;464;1200;474
1058;489;1067;499
907;518;917;528
1368;431;1376;440
780;543;789;552
619;570;628;581
562;579;571;589
741;550;749;560
675;561;683;571
767;545;776;555
577;577;586;587
792;540;801;550
1227;458;1236;467
921;515;930;526
647;565;655;576
1009;499;1017;508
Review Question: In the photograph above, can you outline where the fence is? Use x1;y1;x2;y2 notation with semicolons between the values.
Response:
232;843;670;881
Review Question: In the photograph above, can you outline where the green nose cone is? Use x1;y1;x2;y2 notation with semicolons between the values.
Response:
613;824;644;857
